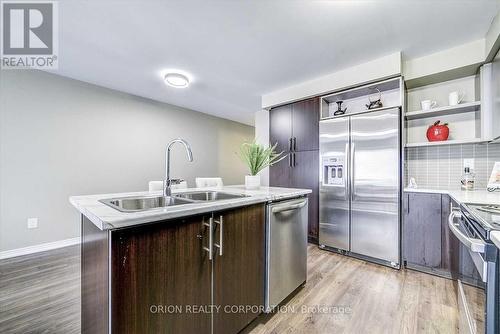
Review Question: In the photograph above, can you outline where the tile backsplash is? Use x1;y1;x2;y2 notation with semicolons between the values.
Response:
405;143;500;190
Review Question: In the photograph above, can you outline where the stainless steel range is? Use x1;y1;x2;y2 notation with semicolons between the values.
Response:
448;203;499;334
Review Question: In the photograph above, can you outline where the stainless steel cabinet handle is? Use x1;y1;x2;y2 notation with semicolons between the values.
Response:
292;152;296;167
448;210;485;253
288;153;292;167
272;200;307;213
202;217;213;260
214;215;223;256
289;138;292;151
293;137;297;151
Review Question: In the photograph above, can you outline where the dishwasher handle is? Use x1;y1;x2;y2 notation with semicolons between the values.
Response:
448;210;486;253
271;200;307;214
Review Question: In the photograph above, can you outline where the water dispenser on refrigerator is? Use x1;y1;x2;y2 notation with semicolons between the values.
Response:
322;155;345;186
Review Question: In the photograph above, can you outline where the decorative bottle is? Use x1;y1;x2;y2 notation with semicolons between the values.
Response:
461;167;475;191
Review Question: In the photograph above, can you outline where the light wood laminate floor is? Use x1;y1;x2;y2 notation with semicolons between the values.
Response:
247;246;467;334
0;244;482;333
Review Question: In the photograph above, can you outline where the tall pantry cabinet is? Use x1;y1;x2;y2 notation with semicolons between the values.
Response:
269;97;320;243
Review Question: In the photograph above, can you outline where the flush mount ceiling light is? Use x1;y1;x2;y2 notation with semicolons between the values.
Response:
163;72;190;88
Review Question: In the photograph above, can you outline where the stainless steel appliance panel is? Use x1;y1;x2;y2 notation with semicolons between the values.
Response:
319;117;350;251
349;108;400;264
450;207;497;334
266;198;308;310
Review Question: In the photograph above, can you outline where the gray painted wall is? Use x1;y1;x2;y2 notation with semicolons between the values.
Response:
0;70;254;252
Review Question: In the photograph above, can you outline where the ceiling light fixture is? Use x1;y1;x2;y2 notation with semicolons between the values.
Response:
164;72;190;88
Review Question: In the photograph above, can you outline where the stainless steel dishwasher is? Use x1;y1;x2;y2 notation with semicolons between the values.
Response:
265;197;308;311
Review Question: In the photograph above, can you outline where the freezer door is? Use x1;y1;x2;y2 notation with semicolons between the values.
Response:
350;108;400;264
319;117;350;251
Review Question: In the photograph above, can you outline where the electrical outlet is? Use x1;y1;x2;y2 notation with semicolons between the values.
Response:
27;217;38;229
463;159;475;170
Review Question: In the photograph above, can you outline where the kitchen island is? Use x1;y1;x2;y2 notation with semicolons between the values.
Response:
70;186;311;334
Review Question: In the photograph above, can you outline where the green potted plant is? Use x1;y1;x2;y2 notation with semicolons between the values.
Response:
239;141;285;189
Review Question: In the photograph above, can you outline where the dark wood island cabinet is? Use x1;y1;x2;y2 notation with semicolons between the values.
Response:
81;203;266;334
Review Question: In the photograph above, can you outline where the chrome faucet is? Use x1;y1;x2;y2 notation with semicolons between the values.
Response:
164;138;193;197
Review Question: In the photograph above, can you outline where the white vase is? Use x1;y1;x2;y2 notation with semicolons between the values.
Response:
245;175;261;190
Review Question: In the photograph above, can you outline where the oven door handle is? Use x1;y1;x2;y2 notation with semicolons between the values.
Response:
448;210;486;253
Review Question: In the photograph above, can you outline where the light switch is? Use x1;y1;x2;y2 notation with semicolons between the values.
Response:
27;217;38;229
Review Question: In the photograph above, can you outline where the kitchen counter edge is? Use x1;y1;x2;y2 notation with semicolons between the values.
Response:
70;186;312;231
404;187;500;206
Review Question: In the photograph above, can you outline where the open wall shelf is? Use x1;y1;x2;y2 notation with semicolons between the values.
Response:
405;101;481;120
404;73;491;147
405;138;485;148
320;77;403;119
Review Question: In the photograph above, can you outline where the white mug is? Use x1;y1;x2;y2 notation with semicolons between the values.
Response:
421;100;437;111
449;91;464;106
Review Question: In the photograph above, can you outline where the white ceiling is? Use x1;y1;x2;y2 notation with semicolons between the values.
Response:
54;0;499;125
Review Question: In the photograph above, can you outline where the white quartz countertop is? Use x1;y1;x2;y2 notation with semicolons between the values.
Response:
404;188;500;206
70;186;311;230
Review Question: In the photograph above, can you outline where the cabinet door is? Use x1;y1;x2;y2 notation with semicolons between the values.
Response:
403;192;442;268
269;104;292;153
269;152;292;187
291;150;319;242
292;97;320;151
213;204;266;334
111;215;212;334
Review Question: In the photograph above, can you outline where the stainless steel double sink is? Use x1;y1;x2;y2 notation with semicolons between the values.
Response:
100;191;249;213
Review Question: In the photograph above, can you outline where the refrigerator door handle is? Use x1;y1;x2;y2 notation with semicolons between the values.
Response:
344;142;349;200
350;142;355;200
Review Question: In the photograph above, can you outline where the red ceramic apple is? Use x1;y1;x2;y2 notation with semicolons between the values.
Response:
426;120;449;142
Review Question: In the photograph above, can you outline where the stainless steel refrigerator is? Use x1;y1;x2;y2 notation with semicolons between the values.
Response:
319;107;401;267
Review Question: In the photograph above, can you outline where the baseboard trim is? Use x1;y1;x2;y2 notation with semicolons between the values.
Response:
0;237;80;260
308;235;319;245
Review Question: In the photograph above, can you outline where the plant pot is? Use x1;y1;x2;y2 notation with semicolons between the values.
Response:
245;175;261;190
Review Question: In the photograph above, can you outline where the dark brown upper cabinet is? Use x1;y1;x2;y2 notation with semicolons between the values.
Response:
269;97;319;153
269;103;292;153
291;98;320;151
